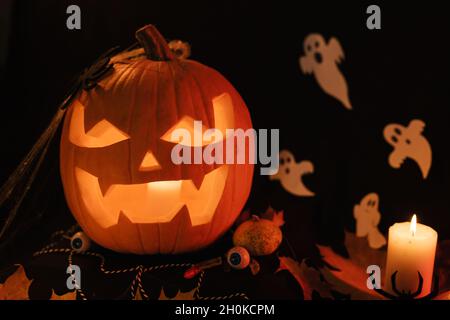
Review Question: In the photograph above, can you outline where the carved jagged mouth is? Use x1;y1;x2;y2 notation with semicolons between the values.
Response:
75;165;229;228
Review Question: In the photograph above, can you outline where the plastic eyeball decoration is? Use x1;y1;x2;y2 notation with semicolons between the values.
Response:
70;232;91;253
226;246;251;270
168;40;191;59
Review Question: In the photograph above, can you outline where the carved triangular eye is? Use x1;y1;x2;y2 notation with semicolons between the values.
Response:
160;93;235;147
69;100;129;148
160;116;210;147
139;151;161;172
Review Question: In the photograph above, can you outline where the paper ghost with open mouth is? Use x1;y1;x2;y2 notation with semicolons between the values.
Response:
353;193;386;249
383;119;432;179
270;150;315;197
299;33;352;110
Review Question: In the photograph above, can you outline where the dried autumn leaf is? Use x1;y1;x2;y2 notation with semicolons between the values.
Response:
316;231;390;299
0;265;31;300
344;232;387;271
436;240;450;292
272;210;285;228
50;290;77;300
317;243;382;300
260;206;275;220
133;290;144;300
277;256;332;300
319;233;450;300
159;287;196;300
435;290;450;300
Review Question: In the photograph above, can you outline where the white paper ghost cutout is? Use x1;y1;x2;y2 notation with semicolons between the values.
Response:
383;119;432;179
353;193;386;249
269;150;315;197
299;33;352;110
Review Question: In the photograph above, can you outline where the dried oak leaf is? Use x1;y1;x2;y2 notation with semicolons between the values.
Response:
272;211;285;228
133;290;144;300
436;240;450;292
0;265;32;300
50;290;77;300
277;256;332;300
317;236;383;300
343;231;386;271
260;206;285;227
260;206;276;220
435;290;450;300
159;287;196;300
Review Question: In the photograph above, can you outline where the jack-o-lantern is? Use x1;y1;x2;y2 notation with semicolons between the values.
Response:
60;25;254;254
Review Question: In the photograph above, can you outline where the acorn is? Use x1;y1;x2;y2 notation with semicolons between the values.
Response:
233;215;282;256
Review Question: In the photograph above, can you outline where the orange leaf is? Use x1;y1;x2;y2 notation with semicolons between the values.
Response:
50;290;77;300
435;290;450;300
133;290;144;300
0;265;32;300
343;232;386;271
277;256;331;300
317;244;383;299
159;288;196;300
272;210;285;227
260;206;275;220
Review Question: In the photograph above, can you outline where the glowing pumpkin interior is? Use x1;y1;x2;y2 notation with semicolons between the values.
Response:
60;25;254;254
69;93;234;228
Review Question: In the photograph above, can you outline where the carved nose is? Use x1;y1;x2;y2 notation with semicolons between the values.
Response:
139;151;161;172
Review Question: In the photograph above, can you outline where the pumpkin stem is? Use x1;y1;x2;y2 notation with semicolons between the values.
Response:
136;25;175;61
251;215;260;222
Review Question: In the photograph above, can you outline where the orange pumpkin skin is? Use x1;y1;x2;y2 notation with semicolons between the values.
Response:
60;25;254;254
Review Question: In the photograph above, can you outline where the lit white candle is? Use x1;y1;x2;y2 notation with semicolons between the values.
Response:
384;215;437;298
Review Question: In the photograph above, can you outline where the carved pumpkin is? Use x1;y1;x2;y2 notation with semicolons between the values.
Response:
60;25;254;254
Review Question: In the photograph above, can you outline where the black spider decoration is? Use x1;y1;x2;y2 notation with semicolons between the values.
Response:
61;46;121;110
0;45;122;246
79;47;118;90
374;271;439;300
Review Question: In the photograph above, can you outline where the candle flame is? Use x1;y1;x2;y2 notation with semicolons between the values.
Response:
410;214;417;236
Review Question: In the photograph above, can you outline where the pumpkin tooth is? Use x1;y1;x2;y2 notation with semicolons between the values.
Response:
98;178;113;197
190;174;205;191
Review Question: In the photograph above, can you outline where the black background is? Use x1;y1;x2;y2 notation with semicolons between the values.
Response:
0;1;449;267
